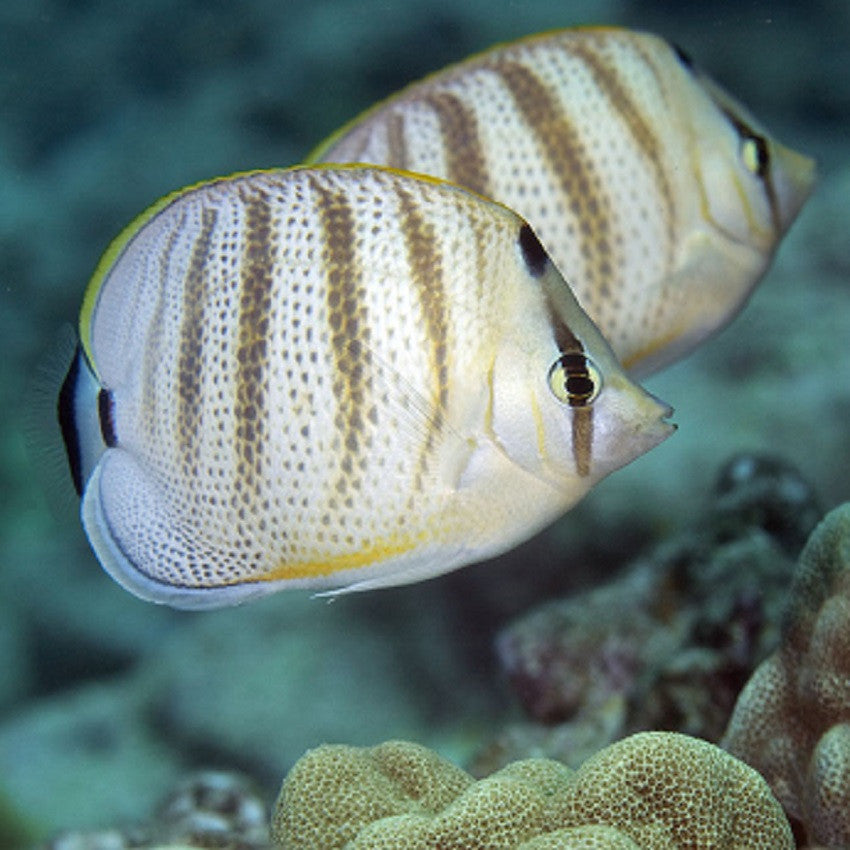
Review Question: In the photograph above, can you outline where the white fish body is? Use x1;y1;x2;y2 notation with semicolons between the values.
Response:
59;166;673;608
313;27;816;375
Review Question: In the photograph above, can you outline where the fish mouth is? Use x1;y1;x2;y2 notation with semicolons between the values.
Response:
643;388;677;444
648;389;675;425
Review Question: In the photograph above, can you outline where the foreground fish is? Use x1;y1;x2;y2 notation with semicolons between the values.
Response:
313;27;816;375
59;166;673;608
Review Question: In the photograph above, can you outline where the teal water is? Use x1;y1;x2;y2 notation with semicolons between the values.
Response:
1;1;848;845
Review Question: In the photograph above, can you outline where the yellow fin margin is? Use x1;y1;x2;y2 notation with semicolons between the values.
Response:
260;533;425;582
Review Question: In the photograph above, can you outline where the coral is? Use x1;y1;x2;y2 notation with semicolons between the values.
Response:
40;771;270;850
722;502;850;847
270;734;792;849
153;771;269;848
518;828;642;849
805;723;850;845
557;732;792;848
484;454;815;774
272;740;473;850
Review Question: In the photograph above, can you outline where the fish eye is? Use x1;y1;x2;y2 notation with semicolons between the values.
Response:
547;353;602;407
741;133;770;179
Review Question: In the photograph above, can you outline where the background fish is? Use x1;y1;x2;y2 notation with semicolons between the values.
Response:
312;27;816;376
59;165;673;608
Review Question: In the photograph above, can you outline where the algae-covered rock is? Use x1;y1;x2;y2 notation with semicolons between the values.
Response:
484;454;810;774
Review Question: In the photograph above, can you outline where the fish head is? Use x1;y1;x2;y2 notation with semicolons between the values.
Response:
608;42;817;377
490;227;675;499
59;168;674;606
685;66;816;258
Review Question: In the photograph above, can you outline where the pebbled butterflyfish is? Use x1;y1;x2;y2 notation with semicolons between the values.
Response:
312;27;816;376
59;166;673;608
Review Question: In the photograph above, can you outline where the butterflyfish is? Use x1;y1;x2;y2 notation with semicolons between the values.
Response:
312;27;816;375
58;166;673;608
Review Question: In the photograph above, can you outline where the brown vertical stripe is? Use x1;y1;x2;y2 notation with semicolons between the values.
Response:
469;210;492;303
234;188;275;488
494;60;615;312
346;126;375;165
763;164;782;235
177;206;217;459
422;90;490;197
570;40;676;259
386;111;409;172
311;175;373;497
572;408;593;477
395;184;449;482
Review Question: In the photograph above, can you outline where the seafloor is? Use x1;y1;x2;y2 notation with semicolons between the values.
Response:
0;1;848;847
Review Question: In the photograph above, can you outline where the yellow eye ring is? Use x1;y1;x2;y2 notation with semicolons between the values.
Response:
547;353;602;407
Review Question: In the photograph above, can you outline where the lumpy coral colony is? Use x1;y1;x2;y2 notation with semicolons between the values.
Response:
271;735;793;849
722;503;850;847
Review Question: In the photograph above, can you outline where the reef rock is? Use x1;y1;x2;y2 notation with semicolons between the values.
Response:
480;455;817;774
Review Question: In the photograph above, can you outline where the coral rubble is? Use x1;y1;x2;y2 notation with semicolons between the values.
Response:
41;771;270;850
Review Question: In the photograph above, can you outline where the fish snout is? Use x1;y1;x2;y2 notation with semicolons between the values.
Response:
772;141;817;232
591;378;675;479
639;388;677;448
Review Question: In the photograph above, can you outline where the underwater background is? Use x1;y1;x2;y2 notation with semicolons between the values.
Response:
1;0;849;846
